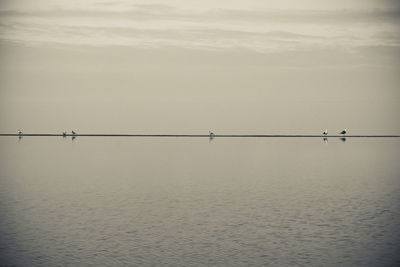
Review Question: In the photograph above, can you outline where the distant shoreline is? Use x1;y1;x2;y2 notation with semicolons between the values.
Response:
1;134;400;138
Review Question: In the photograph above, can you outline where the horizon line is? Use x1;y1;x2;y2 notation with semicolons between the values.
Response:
1;134;400;138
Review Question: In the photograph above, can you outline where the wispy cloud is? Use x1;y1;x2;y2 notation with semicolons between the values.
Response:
1;2;399;53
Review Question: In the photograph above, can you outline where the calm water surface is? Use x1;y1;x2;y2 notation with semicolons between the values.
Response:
0;137;399;266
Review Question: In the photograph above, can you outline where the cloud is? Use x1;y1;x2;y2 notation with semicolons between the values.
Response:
0;3;399;53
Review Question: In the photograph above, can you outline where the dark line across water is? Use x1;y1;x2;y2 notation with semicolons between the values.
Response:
1;134;400;138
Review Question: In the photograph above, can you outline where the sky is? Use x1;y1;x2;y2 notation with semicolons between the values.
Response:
0;0;399;134
1;0;400;51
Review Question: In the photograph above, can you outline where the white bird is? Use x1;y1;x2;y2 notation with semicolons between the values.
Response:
340;129;347;135
209;131;215;139
323;129;328;135
17;129;22;135
71;130;76;135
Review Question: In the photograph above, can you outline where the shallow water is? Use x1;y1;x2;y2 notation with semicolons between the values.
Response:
0;137;399;266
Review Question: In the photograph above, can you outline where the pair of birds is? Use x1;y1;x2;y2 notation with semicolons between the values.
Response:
62;130;76;136
323;129;347;135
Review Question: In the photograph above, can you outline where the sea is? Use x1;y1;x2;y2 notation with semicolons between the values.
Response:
0;136;399;266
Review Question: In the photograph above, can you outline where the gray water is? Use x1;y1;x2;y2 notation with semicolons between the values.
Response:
0;137;400;266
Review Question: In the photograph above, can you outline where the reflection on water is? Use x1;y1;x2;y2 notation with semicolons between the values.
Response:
0;137;400;266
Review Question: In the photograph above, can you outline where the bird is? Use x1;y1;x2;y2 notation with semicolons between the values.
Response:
62;131;67;137
323;129;328;135
209;131;215;139
71;130;76;135
340;129;347;135
17;129;22;135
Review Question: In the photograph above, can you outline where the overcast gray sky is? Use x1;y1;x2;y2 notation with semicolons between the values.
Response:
1;0;400;52
0;0;399;134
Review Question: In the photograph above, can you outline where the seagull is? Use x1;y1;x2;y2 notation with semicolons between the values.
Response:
209;131;215;139
340;129;347;135
71;130;76;135
323;129;328;135
62;131;67;137
17;129;22;135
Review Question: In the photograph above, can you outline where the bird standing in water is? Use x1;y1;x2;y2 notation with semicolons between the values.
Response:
209;131;215;139
340;129;347;135
72;130;76;135
323;129;328;135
